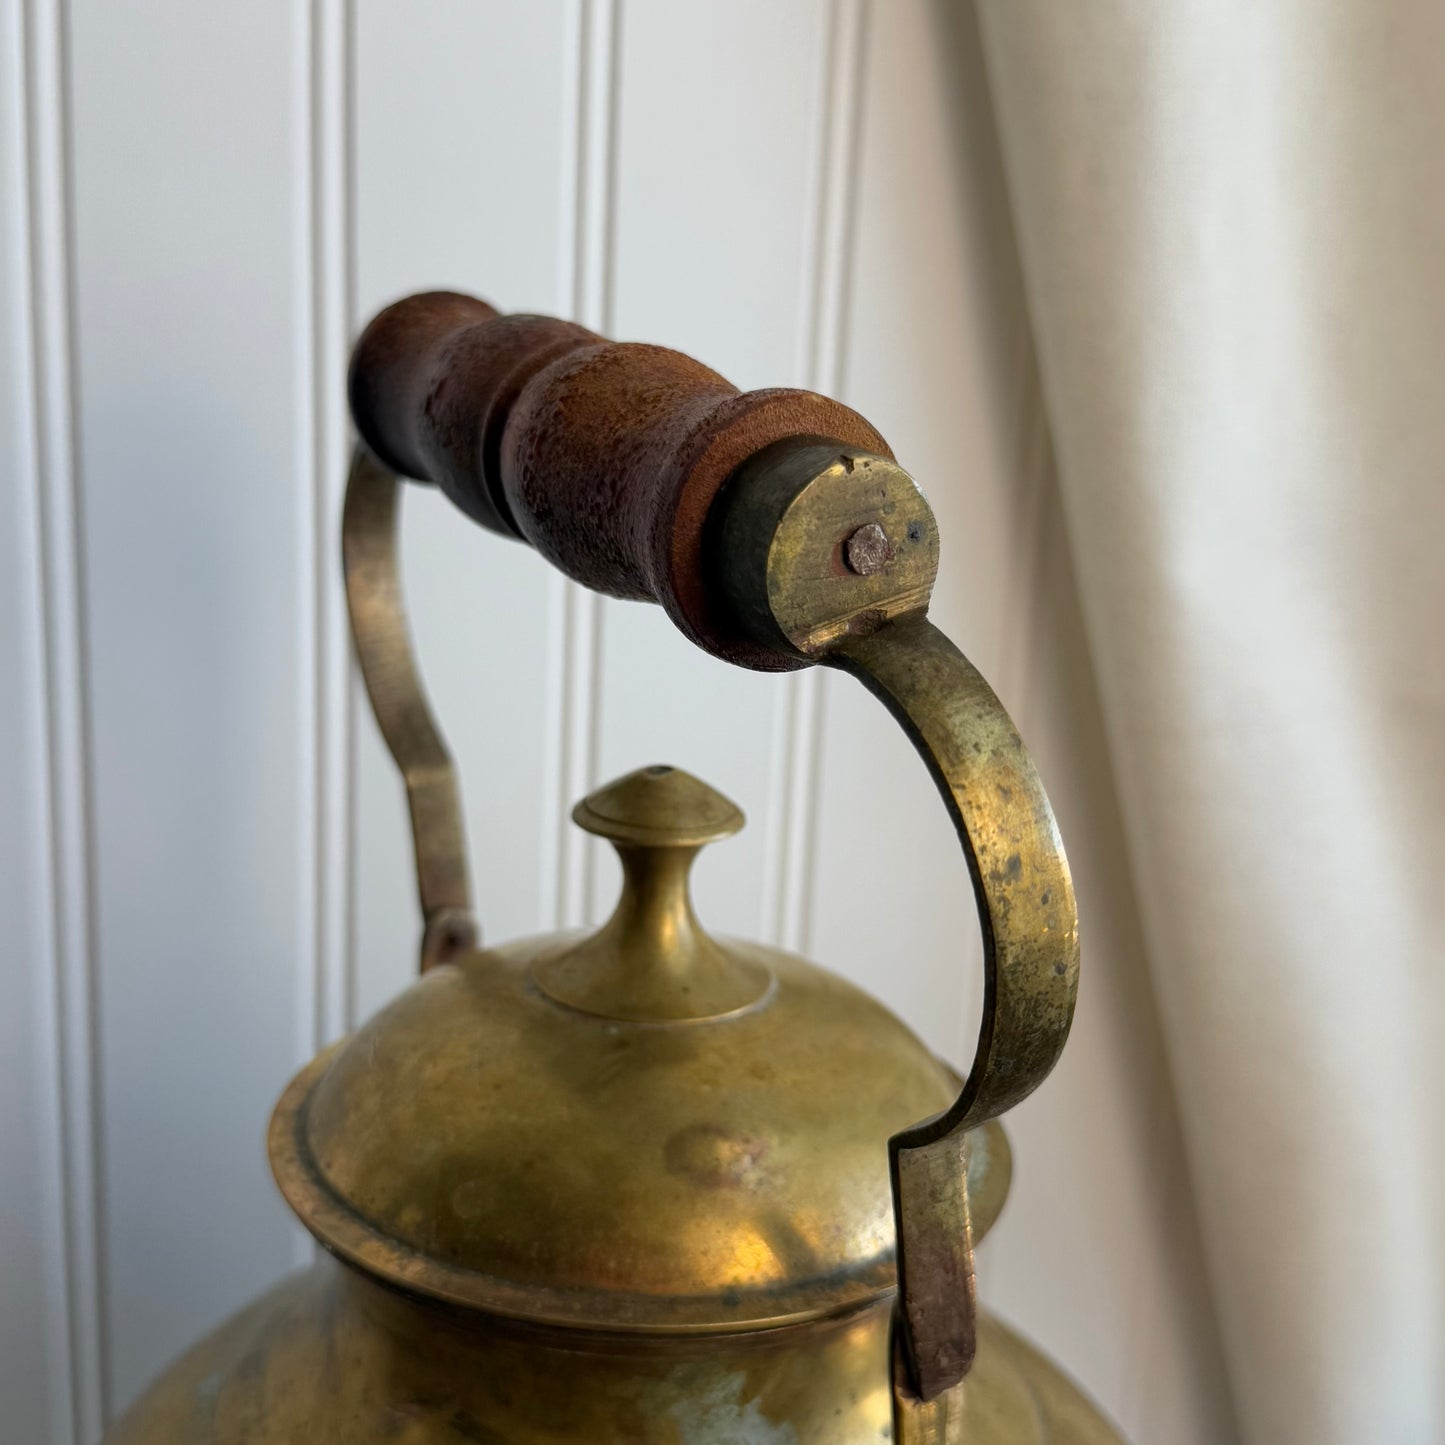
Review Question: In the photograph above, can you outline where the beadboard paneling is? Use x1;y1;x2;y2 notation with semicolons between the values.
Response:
1;3;79;1438
66;0;309;1412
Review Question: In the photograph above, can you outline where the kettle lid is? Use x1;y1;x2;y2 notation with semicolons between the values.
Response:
270;766;1004;1334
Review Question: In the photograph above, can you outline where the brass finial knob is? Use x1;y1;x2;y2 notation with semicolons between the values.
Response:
532;766;772;1023
571;763;744;848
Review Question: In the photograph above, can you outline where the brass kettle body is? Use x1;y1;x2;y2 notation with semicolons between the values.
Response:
106;293;1122;1444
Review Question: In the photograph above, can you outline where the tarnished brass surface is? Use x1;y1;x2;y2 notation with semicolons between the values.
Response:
343;445;478;969
270;908;961;1332
830;614;1078;1417
830;616;1078;1132
109;1258;1120;1444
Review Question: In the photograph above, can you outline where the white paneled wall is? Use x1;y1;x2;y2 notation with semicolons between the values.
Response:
0;3;1235;1442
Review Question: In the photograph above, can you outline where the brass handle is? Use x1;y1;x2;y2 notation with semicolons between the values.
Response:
707;439;1076;1426
827;617;1077;1436
342;445;478;972
343;295;1079;1439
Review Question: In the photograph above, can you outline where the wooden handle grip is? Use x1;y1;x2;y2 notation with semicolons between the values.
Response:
347;290;891;670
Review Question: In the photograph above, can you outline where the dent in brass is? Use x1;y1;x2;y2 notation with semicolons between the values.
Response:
533;765;773;1022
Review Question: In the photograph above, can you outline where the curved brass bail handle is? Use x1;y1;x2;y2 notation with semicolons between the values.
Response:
823;613;1079;1433
342;444;478;972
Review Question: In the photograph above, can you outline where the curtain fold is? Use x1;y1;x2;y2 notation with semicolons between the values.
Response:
974;4;1445;1442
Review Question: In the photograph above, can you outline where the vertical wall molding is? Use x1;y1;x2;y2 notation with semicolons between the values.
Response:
996;327;1054;731
296;0;356;1072
4;2;78;1435
544;0;620;930
18;0;107;1433
760;0;871;955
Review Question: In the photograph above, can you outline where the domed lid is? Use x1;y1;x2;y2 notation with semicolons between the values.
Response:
270;766;1004;1334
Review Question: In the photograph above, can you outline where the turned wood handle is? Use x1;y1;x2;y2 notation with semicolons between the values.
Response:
347;290;892;671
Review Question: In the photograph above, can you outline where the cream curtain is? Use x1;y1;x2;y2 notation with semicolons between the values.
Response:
974;4;1445;1442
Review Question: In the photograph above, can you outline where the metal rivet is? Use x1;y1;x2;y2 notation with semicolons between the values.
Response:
844;522;890;576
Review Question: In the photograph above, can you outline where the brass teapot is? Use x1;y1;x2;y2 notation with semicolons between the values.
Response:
109;293;1121;1444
